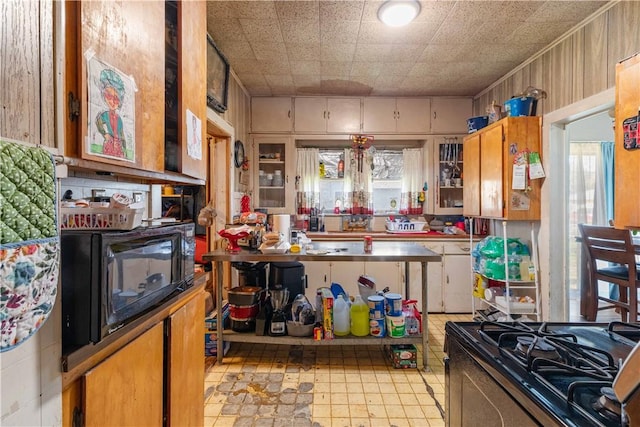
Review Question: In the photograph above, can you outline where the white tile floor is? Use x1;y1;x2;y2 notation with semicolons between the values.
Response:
204;313;471;427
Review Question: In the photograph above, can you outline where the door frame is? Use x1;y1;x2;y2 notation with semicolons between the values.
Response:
541;88;615;321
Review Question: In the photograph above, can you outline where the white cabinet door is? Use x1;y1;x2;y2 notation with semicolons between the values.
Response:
329;261;365;297
301;261;331;300
294;97;326;133
363;262;402;295
442;242;473;313
431;98;473;134
251;97;293;132
408;243;443;313
326;98;361;133
362;98;397;133
396;98;431;133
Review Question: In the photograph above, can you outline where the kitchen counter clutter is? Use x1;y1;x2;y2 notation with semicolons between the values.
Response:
203;241;441;369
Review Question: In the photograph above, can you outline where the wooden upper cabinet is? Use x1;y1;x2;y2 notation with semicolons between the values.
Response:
614;53;640;229
73;1;166;172
251;97;293;132
431;98;473;134
462;133;480;217
294;97;361;133
174;0;207;180
463;117;542;220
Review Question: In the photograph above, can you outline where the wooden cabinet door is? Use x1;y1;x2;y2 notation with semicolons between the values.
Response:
480;124;504;218
614;53;640;228
177;1;207;180
83;323;164;426
431;98;473;134
396;98;431;133
327;98;361;133
251;97;292;132
77;1;165;172
294;97;327;132
166;291;205;427
362;98;397;133
463;133;481;216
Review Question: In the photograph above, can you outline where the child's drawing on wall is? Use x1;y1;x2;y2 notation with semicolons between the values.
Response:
87;56;136;162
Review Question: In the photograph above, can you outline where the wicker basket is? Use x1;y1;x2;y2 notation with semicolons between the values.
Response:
60;207;144;230
385;221;427;232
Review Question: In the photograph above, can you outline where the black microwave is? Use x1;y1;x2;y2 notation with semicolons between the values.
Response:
60;223;195;354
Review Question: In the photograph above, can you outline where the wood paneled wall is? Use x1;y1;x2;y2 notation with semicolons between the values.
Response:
0;1;54;146
474;1;640;115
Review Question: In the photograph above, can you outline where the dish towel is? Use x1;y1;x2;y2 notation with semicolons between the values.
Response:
0;139;59;352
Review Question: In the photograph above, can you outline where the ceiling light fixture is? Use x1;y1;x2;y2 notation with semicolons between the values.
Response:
378;0;421;27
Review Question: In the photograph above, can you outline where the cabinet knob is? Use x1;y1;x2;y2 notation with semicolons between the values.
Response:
433;111;437;120
327;111;330;120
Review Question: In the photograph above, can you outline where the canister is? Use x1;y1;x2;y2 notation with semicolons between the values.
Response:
386;314;406;338
367;295;385;319
369;318;385;337
385;293;403;316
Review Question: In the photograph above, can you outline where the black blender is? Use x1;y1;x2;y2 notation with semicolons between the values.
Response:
268;287;289;336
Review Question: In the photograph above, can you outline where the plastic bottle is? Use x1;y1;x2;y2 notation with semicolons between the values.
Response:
350;295;369;336
337;155;344;178
333;294;350;336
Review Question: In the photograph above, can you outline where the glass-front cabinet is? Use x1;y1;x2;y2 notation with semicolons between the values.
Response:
433;136;464;214
252;135;294;213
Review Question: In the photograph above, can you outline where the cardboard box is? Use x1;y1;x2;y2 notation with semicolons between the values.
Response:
204;332;230;357
319;287;334;340
204;301;229;331
385;344;417;369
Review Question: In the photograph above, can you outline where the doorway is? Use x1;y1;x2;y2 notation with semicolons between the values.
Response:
543;89;615;321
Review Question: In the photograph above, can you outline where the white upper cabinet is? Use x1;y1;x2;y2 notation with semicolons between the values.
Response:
251;97;293;132
430;98;473;134
294;97;361;133
362;98;431;134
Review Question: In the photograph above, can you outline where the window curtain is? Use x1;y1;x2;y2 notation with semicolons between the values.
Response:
295;148;319;214
346;147;373;214
401;148;424;214
600;141;615;223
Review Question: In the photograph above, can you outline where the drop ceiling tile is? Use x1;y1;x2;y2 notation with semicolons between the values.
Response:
416;44;466;63
345;80;373;96
320;20;361;44
227;58;263;75
281;19;321;44
215;40;256;61
385;44;425;63
350;74;379;88
320;1;365;21
265;73;295;87
449;1;514;22
471;19;524;44
350;61;383;77
286;43;322;61
429;19;483;44
239;19;284;43
320;43;356;62
270;85;297;95
256;59;291;75
527;1;607;22
208;1;279;20
320;78;352;94
378;62;414;76
251;42;289;62
275;0;320;22
353;44;392;62
321;62;352;78
293;74;321;87
356;22;399;44
290;60;321;75
207;18;246;42
388;22;439;44
506;21;577;45
418;1;457;23
247;85;274;96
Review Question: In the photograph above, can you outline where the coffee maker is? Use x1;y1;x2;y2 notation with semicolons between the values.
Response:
268;262;305;304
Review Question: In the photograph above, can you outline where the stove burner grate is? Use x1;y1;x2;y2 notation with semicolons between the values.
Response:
515;336;562;361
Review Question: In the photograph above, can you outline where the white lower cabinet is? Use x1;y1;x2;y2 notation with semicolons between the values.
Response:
409;243;444;313
442;242;473;313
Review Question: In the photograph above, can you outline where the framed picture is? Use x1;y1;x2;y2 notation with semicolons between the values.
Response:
206;34;229;113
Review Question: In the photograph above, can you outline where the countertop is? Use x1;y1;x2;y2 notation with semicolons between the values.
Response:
304;231;477;241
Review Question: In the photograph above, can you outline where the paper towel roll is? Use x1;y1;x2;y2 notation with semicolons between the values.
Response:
273;214;291;242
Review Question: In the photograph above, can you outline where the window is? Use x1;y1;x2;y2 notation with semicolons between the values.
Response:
318;149;403;214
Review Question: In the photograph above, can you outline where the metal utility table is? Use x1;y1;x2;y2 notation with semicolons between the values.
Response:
203;241;441;369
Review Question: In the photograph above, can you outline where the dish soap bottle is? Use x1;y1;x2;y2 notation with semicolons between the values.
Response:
350;295;369;336
333;294;350;336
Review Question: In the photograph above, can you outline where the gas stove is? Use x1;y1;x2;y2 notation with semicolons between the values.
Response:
445;321;640;427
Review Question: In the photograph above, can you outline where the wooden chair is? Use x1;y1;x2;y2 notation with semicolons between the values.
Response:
578;224;639;322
